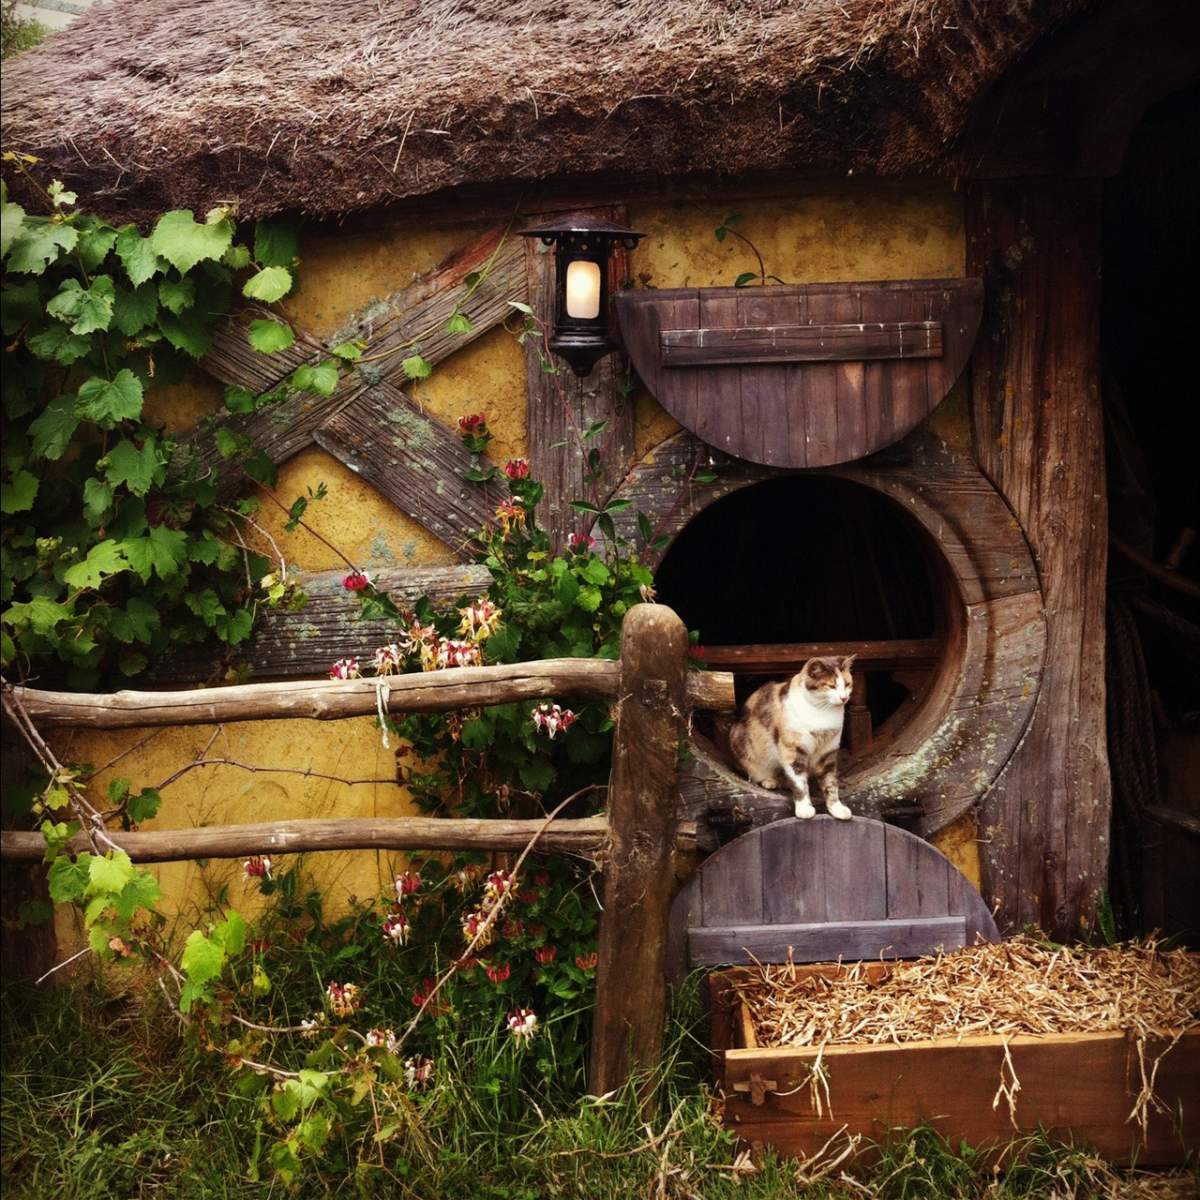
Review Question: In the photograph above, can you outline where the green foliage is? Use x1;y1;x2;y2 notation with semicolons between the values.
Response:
0;173;307;688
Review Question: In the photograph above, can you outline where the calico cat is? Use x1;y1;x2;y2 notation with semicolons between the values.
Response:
729;656;855;820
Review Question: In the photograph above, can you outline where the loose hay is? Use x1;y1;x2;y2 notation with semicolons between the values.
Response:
733;937;1200;1049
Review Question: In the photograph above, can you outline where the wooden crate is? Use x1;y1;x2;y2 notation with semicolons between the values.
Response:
710;966;1200;1165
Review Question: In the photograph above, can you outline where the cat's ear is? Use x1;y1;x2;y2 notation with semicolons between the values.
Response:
840;654;857;670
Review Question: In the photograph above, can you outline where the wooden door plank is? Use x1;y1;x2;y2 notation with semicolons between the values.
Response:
822;817;887;921
689;916;966;965
701;829;764;926
884;823;951;917
761;820;826;924
660;321;944;366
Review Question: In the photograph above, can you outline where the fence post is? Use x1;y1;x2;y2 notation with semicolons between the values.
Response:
589;603;688;1096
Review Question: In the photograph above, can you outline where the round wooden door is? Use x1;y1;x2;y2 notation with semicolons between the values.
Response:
667;815;998;982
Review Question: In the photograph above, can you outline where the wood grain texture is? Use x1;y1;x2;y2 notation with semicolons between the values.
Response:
660;321;944;366
690;640;941;672
723;1029;1200;1166
0;816;704;864
668;818;997;979
12;659;732;729
602;429;1045;837
524;208;635;554
591;604;690;1096
314;379;508;558
617;280;982;468
181;226;523;498
689;916;966;966
151;564;493;682
968;179;1111;937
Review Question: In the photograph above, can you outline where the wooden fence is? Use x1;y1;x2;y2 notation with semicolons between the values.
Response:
0;604;734;1095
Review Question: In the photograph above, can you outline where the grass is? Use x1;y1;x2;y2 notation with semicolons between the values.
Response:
2;976;1196;1199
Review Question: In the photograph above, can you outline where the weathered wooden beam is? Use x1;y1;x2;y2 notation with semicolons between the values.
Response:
591;603;689;1096
9;660;733;730
660;321;944;367
968;178;1110;938
691;639;941;673
524;207;636;554
181;226;523;495
314;380;507;559
1;816;703;863
151;564;493;683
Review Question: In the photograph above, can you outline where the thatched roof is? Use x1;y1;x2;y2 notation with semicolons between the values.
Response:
2;0;1092;224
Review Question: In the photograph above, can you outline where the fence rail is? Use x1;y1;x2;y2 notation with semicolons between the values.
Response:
1;604;731;1098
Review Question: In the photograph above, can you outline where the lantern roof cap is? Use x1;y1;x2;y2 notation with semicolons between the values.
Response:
519;216;644;242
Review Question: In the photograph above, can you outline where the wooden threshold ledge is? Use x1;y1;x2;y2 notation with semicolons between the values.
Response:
0;816;703;863
6;659;734;730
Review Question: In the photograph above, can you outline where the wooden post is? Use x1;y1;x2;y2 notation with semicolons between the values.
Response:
967;179;1111;938
590;603;689;1095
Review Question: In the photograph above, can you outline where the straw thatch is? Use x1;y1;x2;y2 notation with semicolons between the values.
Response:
1;0;1092;224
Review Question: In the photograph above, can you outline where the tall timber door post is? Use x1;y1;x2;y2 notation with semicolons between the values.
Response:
590;603;689;1095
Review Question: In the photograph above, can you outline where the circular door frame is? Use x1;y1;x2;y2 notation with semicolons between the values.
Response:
598;428;1046;837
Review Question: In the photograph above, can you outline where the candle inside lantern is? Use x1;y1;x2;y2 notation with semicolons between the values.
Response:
565;259;602;320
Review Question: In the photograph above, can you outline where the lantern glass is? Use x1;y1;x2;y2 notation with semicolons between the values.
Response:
565;259;602;319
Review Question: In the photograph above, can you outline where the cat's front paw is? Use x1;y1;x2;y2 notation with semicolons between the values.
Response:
794;798;816;820
756;778;780;791
827;799;852;821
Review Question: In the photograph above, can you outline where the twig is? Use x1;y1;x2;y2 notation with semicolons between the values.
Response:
389;784;602;1057
245;476;359;572
34;945;92;985
153;757;400;793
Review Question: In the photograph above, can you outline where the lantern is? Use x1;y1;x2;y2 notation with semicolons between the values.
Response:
519;216;644;376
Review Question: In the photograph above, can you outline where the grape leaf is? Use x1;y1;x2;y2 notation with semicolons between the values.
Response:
0;469;38;514
1;190;26;256
6;219;79;275
82;477;113;523
242;265;292;303
48;856;89;903
293;362;338;396
401;354;433;380
247;318;294;353
76;369;144;426
0;279;40;336
222;243;252;269
4;595;73;635
150;211;234;275
157;275;195;315
214;606;253;644
104;437;160;496
254;219;299;268
77;225;119;272
185;587;224;627
62;541;130;589
110;282;158;336
115;226;162;287
29;396;80;459
109;596;160;643
158;309;212;358
446;311;473;335
120;524;188;581
126;789;162;824
46;275;115;335
27;323;92;365
86;850;135;897
181;930;225;986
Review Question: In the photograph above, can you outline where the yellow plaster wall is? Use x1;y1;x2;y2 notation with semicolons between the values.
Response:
56;182;972;947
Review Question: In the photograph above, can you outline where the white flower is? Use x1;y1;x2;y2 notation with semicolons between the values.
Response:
300;1016;321;1040
372;644;402;675
531;702;577;740
458;598;503;642
404;1055;434;1087
382;911;409;945
326;981;363;1018
483;869;513;907
507;1008;538;1043
329;657;361;680
243;854;272;879
365;1027;393;1049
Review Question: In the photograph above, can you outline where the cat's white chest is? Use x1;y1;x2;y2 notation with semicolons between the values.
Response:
781;690;844;747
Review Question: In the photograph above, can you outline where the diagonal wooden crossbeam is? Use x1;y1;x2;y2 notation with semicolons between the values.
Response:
178;227;526;554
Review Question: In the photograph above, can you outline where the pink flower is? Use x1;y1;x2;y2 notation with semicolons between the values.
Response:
329;657;361;680
404;1055;434;1087
531;702;578;740
483;870;513;906
495;500;526;536
373;644;402;675
422;637;482;672
365;1027;393;1049
534;944;557;965
461;909;494;948
507;1008;538;1043
326;981;363;1018
575;952;598;971
343;571;372;591
243;855;272;879
504;458;529;480
457;413;488;435
458;598;503;642
534;872;551;888
567;531;595;553
394;870;422;898
412;978;436;1008
486;961;512;984
382;911;409;946
501;918;524;939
